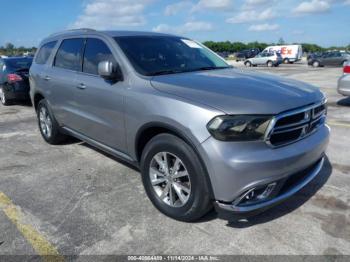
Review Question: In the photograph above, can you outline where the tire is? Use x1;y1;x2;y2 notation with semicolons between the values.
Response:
140;133;212;222
283;58;289;64
37;99;67;144
0;86;10;106
244;61;252;67
313;61;320;68
267;61;274;67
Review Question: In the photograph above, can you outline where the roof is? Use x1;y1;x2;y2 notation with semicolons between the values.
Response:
43;28;180;43
102;30;177;38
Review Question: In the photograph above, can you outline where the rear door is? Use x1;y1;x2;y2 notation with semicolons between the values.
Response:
333;52;343;66
73;37;127;151
45;38;85;126
321;52;333;66
30;40;58;100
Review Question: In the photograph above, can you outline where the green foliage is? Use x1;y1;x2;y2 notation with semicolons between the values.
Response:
0;43;37;56
203;41;269;53
278;37;285;45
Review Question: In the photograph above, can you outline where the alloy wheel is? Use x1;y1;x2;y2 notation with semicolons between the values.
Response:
39;107;52;138
149;152;191;207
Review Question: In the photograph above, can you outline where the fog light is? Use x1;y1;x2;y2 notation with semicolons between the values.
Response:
234;182;277;206
257;182;276;200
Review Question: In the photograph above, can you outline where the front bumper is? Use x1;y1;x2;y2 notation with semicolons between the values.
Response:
199;124;330;205
215;157;324;214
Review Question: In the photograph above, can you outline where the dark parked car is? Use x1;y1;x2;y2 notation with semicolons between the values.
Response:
308;51;349;67
235;48;260;61
0;57;33;105
307;52;323;62
216;51;231;59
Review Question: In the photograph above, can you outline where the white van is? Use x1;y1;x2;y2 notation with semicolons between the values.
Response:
262;45;303;63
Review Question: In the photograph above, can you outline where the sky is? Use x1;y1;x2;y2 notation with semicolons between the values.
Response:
0;0;349;48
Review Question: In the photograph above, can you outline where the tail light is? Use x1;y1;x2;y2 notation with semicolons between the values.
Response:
7;73;23;83
344;64;350;74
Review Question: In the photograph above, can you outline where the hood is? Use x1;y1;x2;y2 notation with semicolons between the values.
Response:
150;68;324;115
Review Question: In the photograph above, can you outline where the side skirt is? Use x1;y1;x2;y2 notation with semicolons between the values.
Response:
62;126;139;169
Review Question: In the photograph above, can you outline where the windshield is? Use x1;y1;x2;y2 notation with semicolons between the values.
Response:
114;36;230;76
5;57;32;70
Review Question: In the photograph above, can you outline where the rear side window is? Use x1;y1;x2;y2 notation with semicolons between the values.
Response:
35;41;57;64
54;38;84;71
83;38;116;75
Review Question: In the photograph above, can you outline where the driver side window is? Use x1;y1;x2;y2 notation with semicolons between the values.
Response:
83;38;116;75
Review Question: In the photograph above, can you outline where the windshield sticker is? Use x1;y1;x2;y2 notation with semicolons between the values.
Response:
181;39;202;48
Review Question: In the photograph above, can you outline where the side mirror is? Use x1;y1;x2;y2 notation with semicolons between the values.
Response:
98;61;123;81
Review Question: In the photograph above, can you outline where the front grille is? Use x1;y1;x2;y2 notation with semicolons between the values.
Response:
266;102;327;147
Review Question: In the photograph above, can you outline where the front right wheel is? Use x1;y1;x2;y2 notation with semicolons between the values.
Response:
140;133;212;222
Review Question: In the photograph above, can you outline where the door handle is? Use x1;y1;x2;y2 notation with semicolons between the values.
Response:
43;76;51;81
76;83;86;90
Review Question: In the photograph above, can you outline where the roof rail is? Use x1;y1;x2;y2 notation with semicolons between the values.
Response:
48;28;97;38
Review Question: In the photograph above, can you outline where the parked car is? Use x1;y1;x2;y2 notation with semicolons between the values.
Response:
30;29;329;222
216;51;231;59
308;51;350;67
235;48;260;61
307;52;322;62
337;61;350;96
244;52;283;67
0;56;32;105
262;45;303;64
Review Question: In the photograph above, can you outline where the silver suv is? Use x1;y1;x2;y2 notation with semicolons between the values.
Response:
245;52;283;67
30;29;329;221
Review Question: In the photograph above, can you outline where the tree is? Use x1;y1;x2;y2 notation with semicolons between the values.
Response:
5;43;14;50
278;37;285;45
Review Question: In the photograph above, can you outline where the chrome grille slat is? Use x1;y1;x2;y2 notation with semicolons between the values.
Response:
273;119;310;131
272;124;308;135
265;101;327;147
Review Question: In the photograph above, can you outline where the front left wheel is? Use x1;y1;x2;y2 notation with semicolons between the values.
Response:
140;133;212;222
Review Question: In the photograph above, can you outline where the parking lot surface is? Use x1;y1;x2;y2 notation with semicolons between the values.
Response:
0;61;349;258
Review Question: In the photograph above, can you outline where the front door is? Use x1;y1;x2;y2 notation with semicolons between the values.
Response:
73;38;127;152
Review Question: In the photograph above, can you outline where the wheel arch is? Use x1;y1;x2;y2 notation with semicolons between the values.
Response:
135;122;215;199
33;92;45;111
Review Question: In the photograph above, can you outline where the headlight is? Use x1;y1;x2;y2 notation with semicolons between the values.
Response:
207;115;272;141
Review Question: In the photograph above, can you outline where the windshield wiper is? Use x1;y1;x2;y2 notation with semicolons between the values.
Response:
148;70;183;76
148;66;232;76
195;66;232;71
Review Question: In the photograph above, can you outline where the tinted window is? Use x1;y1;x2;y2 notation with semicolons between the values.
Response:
54;38;84;71
83;38;116;75
5;58;33;70
35;41;57;64
115;36;229;76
